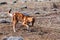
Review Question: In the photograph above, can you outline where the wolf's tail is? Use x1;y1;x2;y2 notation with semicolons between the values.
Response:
9;8;12;13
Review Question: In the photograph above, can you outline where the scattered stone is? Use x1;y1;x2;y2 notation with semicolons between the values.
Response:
35;12;40;14
52;8;57;11
21;6;27;9
53;3;57;8
0;32;9;35
23;6;27;9
3;38;7;40
0;32;3;35
0;2;7;5
30;29;37;32
0;20;10;23
13;1;17;3
38;31;48;35
38;32;44;35
23;13;29;16
3;36;23;40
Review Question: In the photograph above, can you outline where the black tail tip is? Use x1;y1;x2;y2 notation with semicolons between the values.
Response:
9;8;12;13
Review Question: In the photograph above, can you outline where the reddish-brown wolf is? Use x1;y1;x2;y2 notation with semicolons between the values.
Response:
8;9;35;32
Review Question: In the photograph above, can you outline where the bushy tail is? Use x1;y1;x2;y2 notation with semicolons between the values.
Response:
32;18;35;26
8;8;13;16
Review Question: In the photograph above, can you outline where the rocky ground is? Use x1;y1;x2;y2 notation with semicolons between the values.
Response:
0;0;60;40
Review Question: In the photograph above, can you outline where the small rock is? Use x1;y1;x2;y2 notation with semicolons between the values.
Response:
0;20;10;23
13;1;17;3
3;36;23;40
21;6;27;9
52;8;57;11
23;13;29;16
0;2;7;5
38;31;48;35
35;12;40;14
0;32;3;35
3;38;7;40
53;3;57;8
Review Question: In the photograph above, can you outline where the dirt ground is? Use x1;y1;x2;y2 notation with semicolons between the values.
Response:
0;12;60;40
0;1;60;40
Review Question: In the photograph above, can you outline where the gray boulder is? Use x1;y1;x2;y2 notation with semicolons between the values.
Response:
3;36;23;40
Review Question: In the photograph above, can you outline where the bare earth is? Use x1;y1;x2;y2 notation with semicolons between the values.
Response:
0;1;60;40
